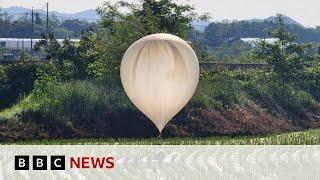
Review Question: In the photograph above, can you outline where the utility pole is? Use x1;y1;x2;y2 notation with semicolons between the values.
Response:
46;2;49;34
4;12;7;22
4;13;8;37
31;7;34;51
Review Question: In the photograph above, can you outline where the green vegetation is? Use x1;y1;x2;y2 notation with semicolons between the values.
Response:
88;0;208;80
190;15;320;63
206;41;265;63
192;71;247;109
5;129;320;145
0;12;92;38
0;1;320;142
27;79;132;124
197;17;320;47
0;63;37;110
0;94;36;121
0;47;9;59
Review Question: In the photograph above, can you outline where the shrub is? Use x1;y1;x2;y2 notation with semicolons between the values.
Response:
242;70;315;113
190;71;247;109
31;80;132;123
22;79;159;137
303;66;320;100
32;61;60;106
0;63;37;110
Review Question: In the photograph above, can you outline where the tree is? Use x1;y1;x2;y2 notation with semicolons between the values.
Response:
34;0;209;82
35;13;43;25
34;32;62;61
34;29;102;79
60;19;91;37
87;0;208;81
258;14;314;100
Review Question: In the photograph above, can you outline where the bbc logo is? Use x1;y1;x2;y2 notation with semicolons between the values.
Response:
15;156;65;170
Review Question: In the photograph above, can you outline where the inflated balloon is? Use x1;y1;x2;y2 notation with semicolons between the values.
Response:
120;33;199;133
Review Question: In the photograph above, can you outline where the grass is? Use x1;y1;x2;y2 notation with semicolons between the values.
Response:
30;79;133;123
0;94;38;121
1;76;320;145
4;128;320;145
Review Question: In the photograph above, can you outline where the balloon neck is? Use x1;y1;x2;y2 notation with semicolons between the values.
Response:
158;133;162;138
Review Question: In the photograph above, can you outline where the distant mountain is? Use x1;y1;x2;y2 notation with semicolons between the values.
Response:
0;6;99;21
67;10;99;20
0;6;35;15
249;16;302;26
1;6;303;27
191;21;212;32
193;16;302;33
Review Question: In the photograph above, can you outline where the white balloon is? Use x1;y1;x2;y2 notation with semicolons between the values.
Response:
120;33;199;132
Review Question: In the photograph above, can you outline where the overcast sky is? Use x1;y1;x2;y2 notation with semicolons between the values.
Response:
0;0;319;27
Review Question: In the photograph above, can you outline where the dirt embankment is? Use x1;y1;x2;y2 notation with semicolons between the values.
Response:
1;104;320;142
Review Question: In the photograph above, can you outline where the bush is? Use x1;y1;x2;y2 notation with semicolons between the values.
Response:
33;61;60;103
31;80;131;123
0;64;37;110
303;66;320;100
190;71;247;109
241;70;315;113
22;79;159;137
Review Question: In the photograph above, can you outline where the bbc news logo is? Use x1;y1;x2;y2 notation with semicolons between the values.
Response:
15;156;114;170
15;156;66;170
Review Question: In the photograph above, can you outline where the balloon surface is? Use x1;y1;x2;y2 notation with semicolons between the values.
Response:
120;33;199;132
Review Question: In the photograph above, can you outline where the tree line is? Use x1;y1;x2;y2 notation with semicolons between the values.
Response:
195;19;320;48
0;9;93;38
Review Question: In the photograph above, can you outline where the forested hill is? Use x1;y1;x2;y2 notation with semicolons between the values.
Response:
197;18;320;47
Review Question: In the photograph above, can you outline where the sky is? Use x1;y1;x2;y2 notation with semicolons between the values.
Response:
0;0;319;27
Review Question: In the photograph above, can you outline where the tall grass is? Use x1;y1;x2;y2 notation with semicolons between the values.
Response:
190;71;248;109
240;70;316;112
1;69;319;138
0;94;38;121
0;64;37;110
24;80;133;123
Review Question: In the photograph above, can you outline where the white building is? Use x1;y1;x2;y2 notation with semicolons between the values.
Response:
240;38;278;47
